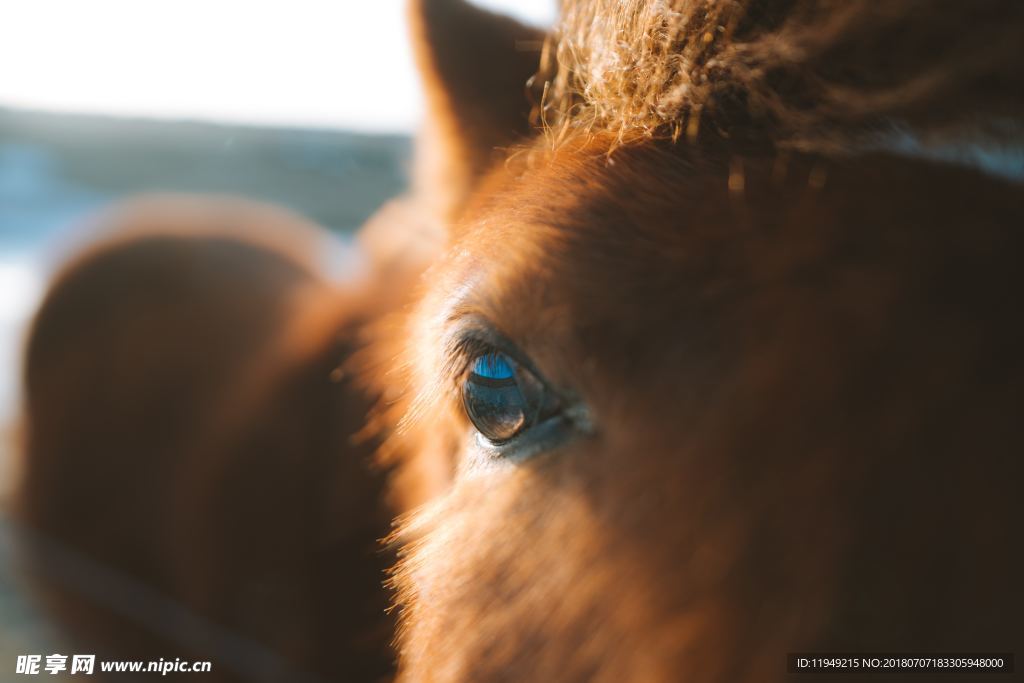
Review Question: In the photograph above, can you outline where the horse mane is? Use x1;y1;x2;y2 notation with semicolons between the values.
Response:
537;0;1024;151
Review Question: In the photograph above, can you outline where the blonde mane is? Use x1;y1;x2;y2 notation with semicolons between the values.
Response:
536;0;1024;151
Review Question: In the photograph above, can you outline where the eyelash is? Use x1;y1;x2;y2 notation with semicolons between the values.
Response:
444;327;523;385
446;336;495;386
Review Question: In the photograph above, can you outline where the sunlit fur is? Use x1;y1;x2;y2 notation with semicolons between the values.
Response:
383;1;1024;681
538;0;1024;151
385;138;1024;682
17;1;1024;682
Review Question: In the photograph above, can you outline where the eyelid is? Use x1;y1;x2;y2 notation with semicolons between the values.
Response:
442;317;548;389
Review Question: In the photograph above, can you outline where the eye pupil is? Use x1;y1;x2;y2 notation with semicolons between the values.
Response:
463;351;547;444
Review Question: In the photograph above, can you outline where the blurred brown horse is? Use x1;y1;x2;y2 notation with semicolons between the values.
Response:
17;1;1024;681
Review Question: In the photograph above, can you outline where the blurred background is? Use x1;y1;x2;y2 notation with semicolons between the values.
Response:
1;0;553;667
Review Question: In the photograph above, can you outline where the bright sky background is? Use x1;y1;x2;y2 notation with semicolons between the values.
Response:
0;0;557;421
0;0;556;134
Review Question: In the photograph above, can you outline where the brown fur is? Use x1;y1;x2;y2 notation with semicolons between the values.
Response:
387;139;1024;682
18;198;396;681
409;0;545;220
16;1;1024;682
383;1;1024;680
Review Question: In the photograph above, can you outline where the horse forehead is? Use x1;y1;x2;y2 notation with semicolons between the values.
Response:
439;141;1024;379
451;203;682;319
429;154;721;398
455;148;699;284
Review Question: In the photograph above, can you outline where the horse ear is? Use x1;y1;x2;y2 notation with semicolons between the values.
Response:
409;0;546;220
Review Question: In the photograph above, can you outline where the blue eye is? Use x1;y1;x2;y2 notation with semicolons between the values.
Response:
462;351;557;444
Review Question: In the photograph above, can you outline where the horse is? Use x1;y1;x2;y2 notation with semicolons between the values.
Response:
16;197;397;681
16;0;1024;681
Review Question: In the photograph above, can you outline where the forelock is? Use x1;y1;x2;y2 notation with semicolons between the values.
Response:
536;0;1024;152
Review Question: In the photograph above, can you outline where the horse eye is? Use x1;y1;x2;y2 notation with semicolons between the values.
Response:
461;351;555;444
